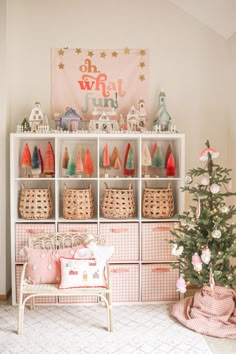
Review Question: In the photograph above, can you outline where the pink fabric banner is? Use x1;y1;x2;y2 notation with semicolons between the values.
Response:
51;48;149;125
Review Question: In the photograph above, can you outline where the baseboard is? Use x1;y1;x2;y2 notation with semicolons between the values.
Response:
0;289;11;301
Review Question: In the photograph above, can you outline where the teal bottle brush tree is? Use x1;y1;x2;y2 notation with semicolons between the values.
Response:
171;140;236;293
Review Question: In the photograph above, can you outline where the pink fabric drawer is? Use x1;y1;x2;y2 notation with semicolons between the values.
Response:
58;296;97;304
15;223;56;262
100;223;139;261
141;263;179;302
110;264;139;302
141;222;179;262
15;266;56;304
58;223;98;236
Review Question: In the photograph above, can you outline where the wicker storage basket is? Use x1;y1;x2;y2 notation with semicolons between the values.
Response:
63;184;94;220
142;183;174;219
101;182;135;219
19;184;53;220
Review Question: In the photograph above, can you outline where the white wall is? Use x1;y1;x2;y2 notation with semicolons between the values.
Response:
0;0;7;296
0;0;233;295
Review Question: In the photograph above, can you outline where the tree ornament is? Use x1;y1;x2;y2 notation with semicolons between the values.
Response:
38;148;44;174
66;154;76;177
44;142;55;177
191;253;203;272
184;175;192;184
31;146;41;178
199;147;219;161
220;206;229;214
166;152;176;177
76;151;84;177
201;247;211;264
142;143;152;176
21;143;32;177
212;229;221;239
165;143;172;168
200;175;209;186
124;143;135;176
84;149;94;177
110;146;121;168
171;244;184;256
176;274;187;293
62;147;69;169
210;183;220;194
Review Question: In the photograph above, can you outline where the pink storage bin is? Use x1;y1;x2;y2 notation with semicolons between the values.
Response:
110;264;139;302
141;222;179;262
100;223;139;261
141;263;179;302
15;266;56;304
15;223;56;262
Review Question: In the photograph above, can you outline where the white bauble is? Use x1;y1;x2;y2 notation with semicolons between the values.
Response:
220;206;229;214
200;175;210;186
210;184;220;194
212;229;221;239
185;175;192;184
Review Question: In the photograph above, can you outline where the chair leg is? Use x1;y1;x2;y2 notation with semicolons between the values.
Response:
106;291;112;332
18;293;25;335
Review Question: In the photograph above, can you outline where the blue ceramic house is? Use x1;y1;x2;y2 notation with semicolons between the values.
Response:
55;107;82;131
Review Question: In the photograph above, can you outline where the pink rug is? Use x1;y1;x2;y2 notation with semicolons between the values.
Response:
172;285;236;338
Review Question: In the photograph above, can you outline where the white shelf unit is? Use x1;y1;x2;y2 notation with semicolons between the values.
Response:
10;132;185;305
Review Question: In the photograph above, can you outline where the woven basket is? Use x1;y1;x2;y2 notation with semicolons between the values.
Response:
19;184;53;220
63;184;94;220
142;183;174;219
101;182;135;219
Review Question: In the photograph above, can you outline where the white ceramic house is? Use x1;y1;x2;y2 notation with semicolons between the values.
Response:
126;98;146;131
28;102;44;131
89;109;119;132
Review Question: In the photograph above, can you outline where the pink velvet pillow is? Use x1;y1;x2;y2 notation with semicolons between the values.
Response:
24;246;84;284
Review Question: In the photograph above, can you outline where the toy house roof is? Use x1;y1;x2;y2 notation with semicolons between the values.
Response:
62;107;81;119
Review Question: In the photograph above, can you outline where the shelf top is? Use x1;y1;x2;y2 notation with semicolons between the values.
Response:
11;132;185;139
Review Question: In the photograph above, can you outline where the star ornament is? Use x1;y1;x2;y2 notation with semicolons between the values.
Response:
88;51;94;57
139;61;145;68
75;48;82;55
112;51;118;57
58;49;64;56
139;49;146;56
58;62;64;69
100;51;107;58
139;75;145;81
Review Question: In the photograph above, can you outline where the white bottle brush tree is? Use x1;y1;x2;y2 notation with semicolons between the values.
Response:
171;140;236;293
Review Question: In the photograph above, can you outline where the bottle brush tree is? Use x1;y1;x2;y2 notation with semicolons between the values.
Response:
124;143;135;176
171;140;236;292
21;143;32;177
84;149;94;177
44;142;55;177
151;146;164;177
31;146;41;178
66;153;76;177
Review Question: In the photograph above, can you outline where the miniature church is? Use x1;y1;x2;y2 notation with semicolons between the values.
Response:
126;98;146;131
153;91;171;131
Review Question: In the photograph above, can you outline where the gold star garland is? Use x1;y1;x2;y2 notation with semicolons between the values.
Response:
58;49;64;56
100;51;107;58
58;62;64;69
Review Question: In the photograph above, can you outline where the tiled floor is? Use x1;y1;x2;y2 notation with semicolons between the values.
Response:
0;303;213;354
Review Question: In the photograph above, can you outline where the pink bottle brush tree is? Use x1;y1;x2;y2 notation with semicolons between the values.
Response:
44;142;55;177
21;143;32;177
76;150;84;177
84;149;94;177
110;146;122;176
102;143;110;177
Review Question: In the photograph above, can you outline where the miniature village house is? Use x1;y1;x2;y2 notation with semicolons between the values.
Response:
126;98;146;131
88;109;119;132
55;107;82;131
28;101;44;131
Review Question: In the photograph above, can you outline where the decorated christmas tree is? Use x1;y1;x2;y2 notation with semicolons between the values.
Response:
171;141;236;338
171;141;236;291
31;146;41;178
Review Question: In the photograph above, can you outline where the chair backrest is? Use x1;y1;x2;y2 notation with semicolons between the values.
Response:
28;232;102;250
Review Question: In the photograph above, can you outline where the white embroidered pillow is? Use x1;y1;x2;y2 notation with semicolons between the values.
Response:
59;257;107;289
